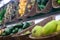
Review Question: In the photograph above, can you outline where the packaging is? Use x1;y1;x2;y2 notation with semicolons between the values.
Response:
36;0;52;13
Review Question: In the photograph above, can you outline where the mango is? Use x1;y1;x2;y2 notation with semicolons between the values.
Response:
31;25;43;37
57;20;60;31
43;20;57;35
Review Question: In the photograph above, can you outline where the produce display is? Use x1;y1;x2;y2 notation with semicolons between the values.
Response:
23;20;60;38
0;22;32;36
27;0;35;12
18;0;27;16
37;0;48;10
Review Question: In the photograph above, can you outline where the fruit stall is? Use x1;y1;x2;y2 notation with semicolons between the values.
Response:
0;0;60;40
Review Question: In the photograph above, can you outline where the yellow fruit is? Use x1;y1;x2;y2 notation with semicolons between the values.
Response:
43;20;57;35
19;0;27;17
32;25;43;37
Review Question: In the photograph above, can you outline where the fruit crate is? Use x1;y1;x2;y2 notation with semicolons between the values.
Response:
11;15;60;40
52;0;60;8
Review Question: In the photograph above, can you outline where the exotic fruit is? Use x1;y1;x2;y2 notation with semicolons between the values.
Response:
57;20;60;31
31;25;43;37
43;20;57;35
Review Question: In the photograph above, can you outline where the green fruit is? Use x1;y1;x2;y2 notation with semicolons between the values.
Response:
1;32;6;36
56;20;60;31
23;22;31;29
4;28;11;35
7;26;15;30
43;20;57;35
38;5;45;10
18;29;22;32
14;23;23;28
57;0;60;4
57;20;60;25
57;25;60;31
32;25;43;37
12;28;18;33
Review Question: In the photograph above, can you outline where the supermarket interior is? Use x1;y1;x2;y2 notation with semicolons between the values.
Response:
0;0;60;40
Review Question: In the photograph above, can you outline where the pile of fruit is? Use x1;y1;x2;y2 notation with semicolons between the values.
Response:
18;0;27;16
0;22;32;36
18;0;35;17
24;20;60;38
37;0;48;10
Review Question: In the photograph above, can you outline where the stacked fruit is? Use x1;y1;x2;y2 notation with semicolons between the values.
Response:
18;0;27;16
24;20;60;38
37;0;48;10
0;22;32;36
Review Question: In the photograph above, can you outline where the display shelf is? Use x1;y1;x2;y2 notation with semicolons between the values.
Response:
5;10;60;26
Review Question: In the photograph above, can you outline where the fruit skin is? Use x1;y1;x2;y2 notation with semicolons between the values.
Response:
57;20;60;25
43;20;57;35
22;22;31;29
56;20;60;31
12;28;18;34
14;23;23;28
32;25;43;37
57;25;60;31
18;28;22;32
4;28;12;35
